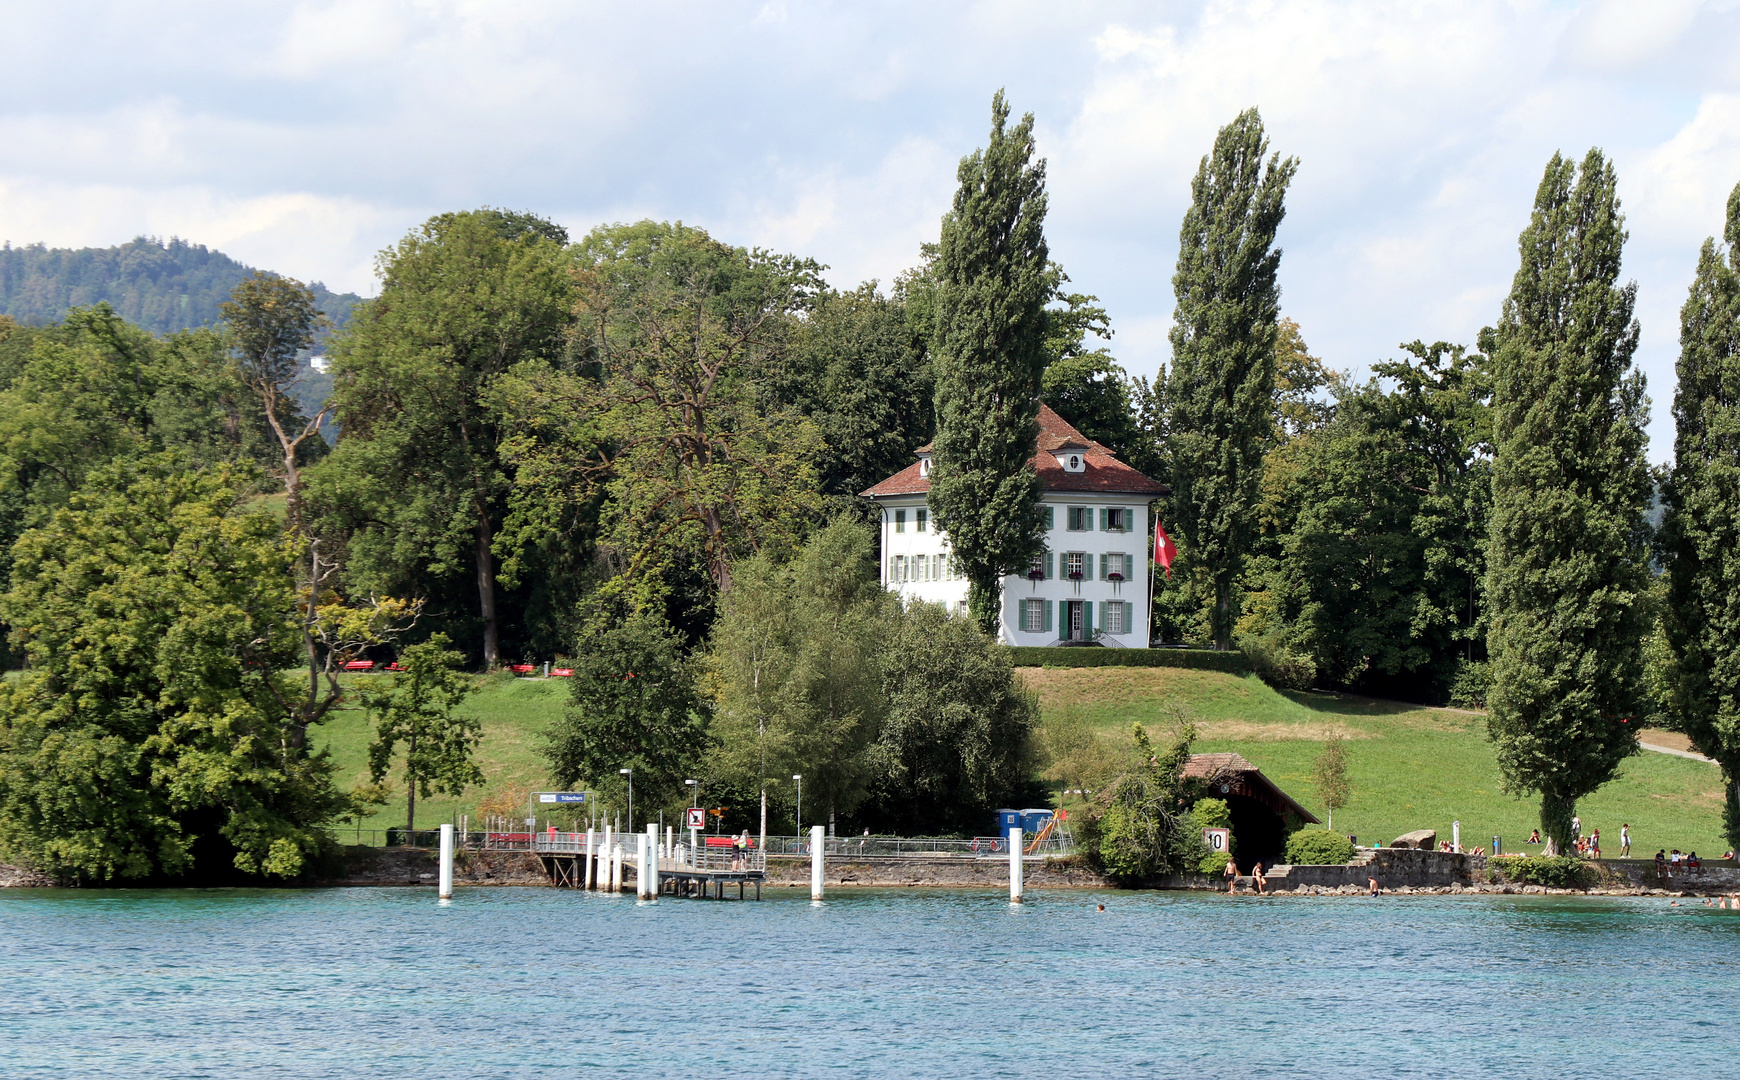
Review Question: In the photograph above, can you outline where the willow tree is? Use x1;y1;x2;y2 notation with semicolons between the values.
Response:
1661;179;1740;846
1485;149;1651;854
928;91;1052;635
1166;108;1297;650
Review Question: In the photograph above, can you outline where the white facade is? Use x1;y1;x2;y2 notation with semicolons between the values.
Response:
877;492;1153;648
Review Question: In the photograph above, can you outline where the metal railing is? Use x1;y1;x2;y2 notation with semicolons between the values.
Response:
328;827;1074;860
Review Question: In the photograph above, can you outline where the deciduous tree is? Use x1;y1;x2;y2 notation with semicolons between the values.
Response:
0;457;352;881
363;633;482;836
928;91;1052;634
1485;149;1652;854
1660;179;1740;846
1167;108;1297;650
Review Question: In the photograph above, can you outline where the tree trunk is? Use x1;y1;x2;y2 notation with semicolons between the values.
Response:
475;498;500;668
968;577;1001;638
406;730;418;838
759;786;768;855
1540;793;1575;857
1213;576;1233;651
293;540;319;752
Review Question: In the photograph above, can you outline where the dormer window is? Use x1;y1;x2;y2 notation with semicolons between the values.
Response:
917;452;933;477
1055;451;1086;473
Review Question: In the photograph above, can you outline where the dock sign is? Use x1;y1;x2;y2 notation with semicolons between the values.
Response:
685;807;706;829
1202;828;1230;853
537;792;588;804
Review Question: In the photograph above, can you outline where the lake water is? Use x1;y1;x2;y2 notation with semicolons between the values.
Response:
2;884;1735;1078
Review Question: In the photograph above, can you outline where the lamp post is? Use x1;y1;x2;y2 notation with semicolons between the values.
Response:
793;773;803;844
619;767;633;833
685;779;700;865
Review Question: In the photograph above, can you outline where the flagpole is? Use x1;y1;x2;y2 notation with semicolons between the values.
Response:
1147;501;1157;650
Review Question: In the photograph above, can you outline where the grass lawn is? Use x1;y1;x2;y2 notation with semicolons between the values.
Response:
1018;666;1730;858
312;671;569;836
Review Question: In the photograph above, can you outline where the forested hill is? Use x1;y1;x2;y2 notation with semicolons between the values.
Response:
0;236;360;336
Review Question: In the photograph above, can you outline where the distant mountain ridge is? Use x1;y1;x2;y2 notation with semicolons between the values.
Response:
0;236;361;337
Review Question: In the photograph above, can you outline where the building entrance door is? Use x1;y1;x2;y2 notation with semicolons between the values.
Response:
1067;600;1084;641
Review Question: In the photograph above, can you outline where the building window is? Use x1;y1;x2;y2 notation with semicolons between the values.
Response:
893;555;907;582
1108;507;1127;532
1067;506;1090;531
894;509;906;533
1104;552;1126;580
1105;600;1129;635
1066;552;1085;578
956;601;970;618
1022;598;1045;633
916;508;927;533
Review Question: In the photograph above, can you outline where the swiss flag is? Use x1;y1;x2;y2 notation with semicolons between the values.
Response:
1153;520;1177;579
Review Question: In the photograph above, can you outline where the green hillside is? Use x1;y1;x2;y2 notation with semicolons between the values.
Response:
1022;666;1728;857
0;236;359;336
313;672;568;837
321;663;1729;858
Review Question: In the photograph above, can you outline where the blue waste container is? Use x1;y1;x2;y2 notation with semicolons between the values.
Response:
1021;809;1054;834
995;809;1023;836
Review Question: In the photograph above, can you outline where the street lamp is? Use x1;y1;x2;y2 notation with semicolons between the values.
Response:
619;768;633;833
793;773;803;839
685;779;700;863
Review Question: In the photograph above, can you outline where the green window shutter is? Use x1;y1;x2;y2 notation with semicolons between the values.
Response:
1084;601;1094;633
1042;600;1052;633
1044;552;1054;580
1099;554;1108;581
1126;508;1136;533
1044;506;1054;529
1098;507;1107;531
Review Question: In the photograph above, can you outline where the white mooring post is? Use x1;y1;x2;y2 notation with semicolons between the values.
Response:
645;823;659;899
665;825;673;862
1009;826;1023;904
584;828;596;889
602;824;614;889
438;823;454;900
636;832;649;899
611;843;623;892
1453;820;1461;854
810;824;826;901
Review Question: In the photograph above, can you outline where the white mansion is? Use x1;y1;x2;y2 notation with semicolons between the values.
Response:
861;405;1165;647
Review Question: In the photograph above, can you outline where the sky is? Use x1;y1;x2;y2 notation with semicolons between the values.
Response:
4;1;1739;461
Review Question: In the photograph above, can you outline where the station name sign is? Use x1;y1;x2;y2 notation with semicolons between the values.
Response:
537;792;588;804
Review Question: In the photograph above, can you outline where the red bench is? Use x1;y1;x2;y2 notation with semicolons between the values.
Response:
551;668;574;677
510;664;535;674
343;660;375;671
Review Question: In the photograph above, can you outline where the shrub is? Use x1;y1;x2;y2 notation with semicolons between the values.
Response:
1199;851;1231;875
1239;633;1316;690
1492;855;1598;889
1284;829;1356;865
1006;646;1248;673
1448;659;1490;710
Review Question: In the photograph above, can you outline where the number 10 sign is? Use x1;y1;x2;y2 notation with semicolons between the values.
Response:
1202;828;1230;853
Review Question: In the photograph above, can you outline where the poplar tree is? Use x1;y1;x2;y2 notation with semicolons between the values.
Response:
1167;109;1297;649
929;91;1051;635
1485;150;1651;854
1661;180;1740;846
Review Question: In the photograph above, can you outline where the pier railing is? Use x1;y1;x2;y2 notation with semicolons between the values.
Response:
327;828;1074;860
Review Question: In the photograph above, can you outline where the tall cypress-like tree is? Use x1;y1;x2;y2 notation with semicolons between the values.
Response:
929;91;1052;635
1661;180;1740;847
1485;150;1651;854
1167;109;1297;650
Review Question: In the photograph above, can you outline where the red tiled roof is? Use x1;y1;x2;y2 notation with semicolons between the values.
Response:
861;404;1165;498
1184;753;1320;825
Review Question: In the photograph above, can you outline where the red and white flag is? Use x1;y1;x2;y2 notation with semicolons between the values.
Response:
1153;520;1177;579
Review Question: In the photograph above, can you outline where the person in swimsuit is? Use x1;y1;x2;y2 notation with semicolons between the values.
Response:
1252;862;1267;896
1225;858;1240;894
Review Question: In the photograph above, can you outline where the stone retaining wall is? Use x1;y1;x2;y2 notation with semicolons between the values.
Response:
762;855;1110;889
1267;848;1483;892
326;846;547;886
1597;859;1740;893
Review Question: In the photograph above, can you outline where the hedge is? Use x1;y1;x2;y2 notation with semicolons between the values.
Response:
1489;855;1599;889
1006;646;1249;673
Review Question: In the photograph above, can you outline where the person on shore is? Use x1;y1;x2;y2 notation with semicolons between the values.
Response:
1528;829;1542;846
1621;824;1631;858
1252;862;1267;895
1224;858;1240;894
1368;877;1380;897
1656;850;1668;876
1571;815;1582;844
1590;829;1600;859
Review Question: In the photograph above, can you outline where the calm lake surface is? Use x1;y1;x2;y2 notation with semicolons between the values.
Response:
1;884;1735;1078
